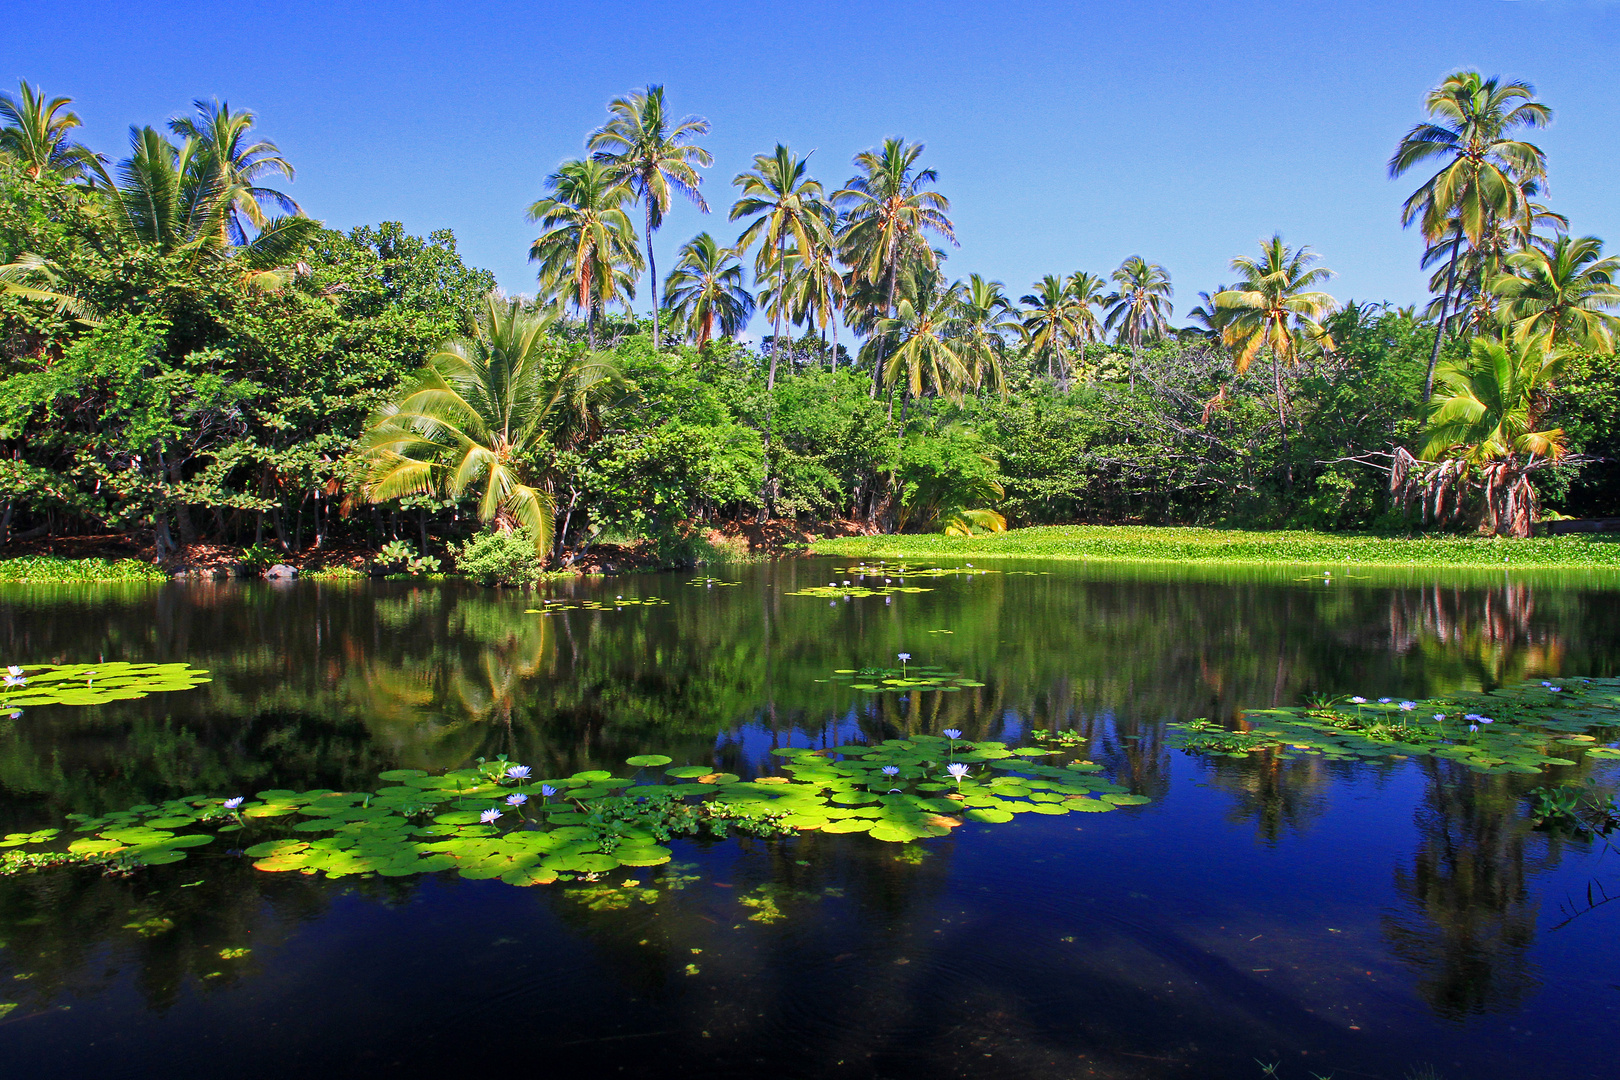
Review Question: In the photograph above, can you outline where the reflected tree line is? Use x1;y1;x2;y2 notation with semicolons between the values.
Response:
0;569;1618;1030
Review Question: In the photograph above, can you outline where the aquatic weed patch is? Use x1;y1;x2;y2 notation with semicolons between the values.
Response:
0;735;1147;888
1;661;210;715
524;595;670;614
1168;677;1620;772
824;664;985;693
0;555;167;583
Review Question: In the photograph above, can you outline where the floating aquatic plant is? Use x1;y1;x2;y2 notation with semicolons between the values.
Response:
823;664;985;693
524;596;670;614
687;577;739;587
0;661;210;715
1168;677;1620;772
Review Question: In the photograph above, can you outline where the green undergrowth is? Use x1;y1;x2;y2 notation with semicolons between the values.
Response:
0;734;1147;887
1169;677;1620;772
815;525;1620;572
0;555;168;582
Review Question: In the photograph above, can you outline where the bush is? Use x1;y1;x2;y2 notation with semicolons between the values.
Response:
454;529;543;586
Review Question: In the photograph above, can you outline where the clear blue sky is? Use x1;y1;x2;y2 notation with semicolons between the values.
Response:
6;1;1618;332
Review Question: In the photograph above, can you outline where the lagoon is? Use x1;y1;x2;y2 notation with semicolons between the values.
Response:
1;560;1617;1079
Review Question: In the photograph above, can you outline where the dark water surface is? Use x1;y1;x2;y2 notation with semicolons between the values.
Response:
1;559;1618;1080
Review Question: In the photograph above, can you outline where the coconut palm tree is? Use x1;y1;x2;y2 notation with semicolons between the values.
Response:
1186;285;1231;339
1021;275;1081;386
0;254;98;321
786;220;847;368
1420;335;1566;537
1492;234;1620;353
953;273;1016;395
1065;270;1108;376
729;144;835;390
588;85;712;351
356;296;619;553
1103;256;1173;388
168;98;300;245
1215;235;1338;424
527;158;643;348
834;138;956;396
877;269;970;403
1389;71;1552;400
0;81;97;180
662;232;753;347
88;126;315;288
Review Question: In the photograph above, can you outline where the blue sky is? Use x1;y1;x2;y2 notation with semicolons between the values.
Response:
5;1;1618;333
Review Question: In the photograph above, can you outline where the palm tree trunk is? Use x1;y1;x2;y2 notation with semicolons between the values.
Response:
1424;226;1464;403
830;313;839;372
646;203;659;353
872;253;899;398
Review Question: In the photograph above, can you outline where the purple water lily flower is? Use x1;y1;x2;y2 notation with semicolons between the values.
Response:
506;793;528;806
943;728;962;740
946;762;970;783
1399;701;1416;711
1464;713;1483;722
541;784;558;799
881;765;900;777
480;808;502;824
1378;698;1392;704
1549;686;1562;692
505;765;532;781
1479;718;1493;724
1469;724;1479;733
1433;714;1446;722
223;797;244;810
898;653;911;662
7;711;19;720
3;666;26;688
1350;696;1367;704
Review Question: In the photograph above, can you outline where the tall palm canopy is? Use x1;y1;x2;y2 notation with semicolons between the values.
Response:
588;85;712;349
1021;275;1082;384
527;158;643;345
0;80;96;179
834;138;956;394
728;144;834;388
1389;71;1551;400
169;98;300;245
662;232;754;347
1216;235;1337;423
1103;256;1173;388
357;296;620;553
1492;234;1620;353
877;269;970;402
954;273;1016;395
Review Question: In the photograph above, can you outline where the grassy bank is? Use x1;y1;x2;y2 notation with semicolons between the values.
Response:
0;555;168;583
813;525;1620;571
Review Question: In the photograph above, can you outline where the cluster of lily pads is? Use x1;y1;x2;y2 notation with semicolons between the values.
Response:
0;731;1149;886
523;595;670;614
823;654;986;694
0;661;210;719
687;576;739;588
1168;677;1620;773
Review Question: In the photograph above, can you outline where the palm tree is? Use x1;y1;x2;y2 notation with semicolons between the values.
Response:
1103;256;1173;388
0;254;97;321
834;138;956;396
1186;285;1231;338
662;232;753;347
356;296;619;554
1421;335;1565;537
1492;234;1620;353
877;269;970;403
786;221;847;368
588;85;712;351
527;158;643;348
953;273;1016;395
89;126;315;287
0;81;97;180
168;98;300;245
1065;270;1108;376
729;144;835;390
1020;275;1081;386
1389;71;1552;401
1215;235;1338;424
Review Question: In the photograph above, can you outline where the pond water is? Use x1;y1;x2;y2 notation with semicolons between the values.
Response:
1;559;1618;1080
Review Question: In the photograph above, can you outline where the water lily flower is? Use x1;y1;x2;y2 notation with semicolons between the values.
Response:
898;653;911;662
1350;696;1367;704
480;808;502;824
946;762;970;782
541;784;558;799
1464;713;1482;721
881;765;900;777
1549;686;1562;692
1542;681;1553;687
223;797;244;810
1469;724;1480;733
505;765;532;781
506;793;528;806
1378;698;1392;704
1399;701;1416;711
1479;718;1493;724
1433;714;1446;722
7;711;19;720
3;667;25;688
943;728;962;740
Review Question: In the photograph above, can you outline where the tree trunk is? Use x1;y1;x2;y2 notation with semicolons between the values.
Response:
646;202;659;353
1424;226;1464;404
871;254;899;398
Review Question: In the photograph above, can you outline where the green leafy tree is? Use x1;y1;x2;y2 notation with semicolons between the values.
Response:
1103;256;1173;388
877;268;969;402
1065;270;1108;375
1215;234;1338;424
1021;274;1082;386
588;85;712;351
953;273;1016;395
527;158;642;348
168;98;301;244
356;297;620;552
1389;71;1551;400
662;232;753;347
834;138;955;396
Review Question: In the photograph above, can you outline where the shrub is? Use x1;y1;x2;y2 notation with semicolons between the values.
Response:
454;529;543;586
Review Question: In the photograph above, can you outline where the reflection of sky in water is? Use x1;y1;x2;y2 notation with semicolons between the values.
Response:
0;561;1617;1079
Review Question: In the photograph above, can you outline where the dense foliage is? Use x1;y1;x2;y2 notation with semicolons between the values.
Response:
2;72;1617;567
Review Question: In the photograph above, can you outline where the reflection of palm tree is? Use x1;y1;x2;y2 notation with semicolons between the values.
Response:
1203;753;1332;845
